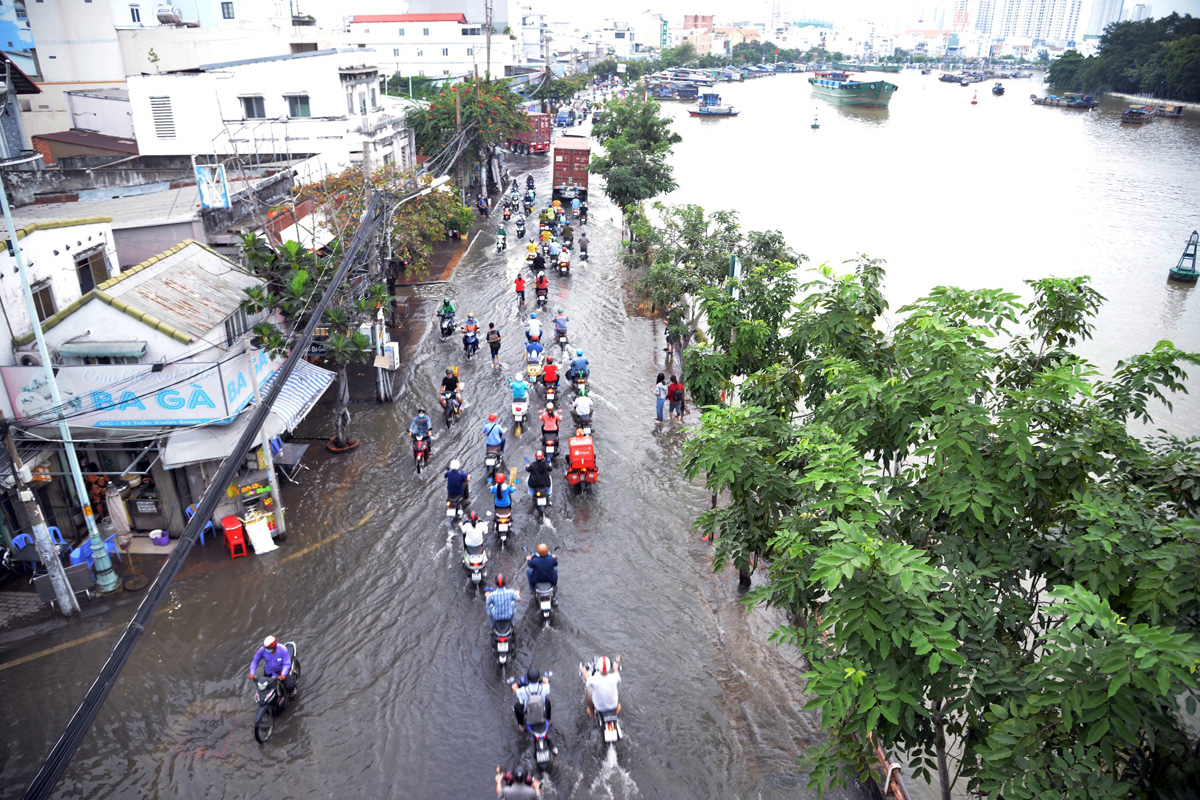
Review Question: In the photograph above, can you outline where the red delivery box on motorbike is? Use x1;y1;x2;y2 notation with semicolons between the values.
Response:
567;434;598;484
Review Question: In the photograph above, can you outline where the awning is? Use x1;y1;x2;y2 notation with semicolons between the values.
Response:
160;361;334;469
59;341;148;358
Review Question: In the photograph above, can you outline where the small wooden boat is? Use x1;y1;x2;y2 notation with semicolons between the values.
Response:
992;82;1005;96
1168;230;1199;283
1121;105;1153;124
688;92;738;117
1154;104;1185;118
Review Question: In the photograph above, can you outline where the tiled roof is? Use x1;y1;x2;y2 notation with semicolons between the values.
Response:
32;130;139;155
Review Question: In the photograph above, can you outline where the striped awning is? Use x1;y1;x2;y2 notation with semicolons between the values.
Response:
257;359;335;432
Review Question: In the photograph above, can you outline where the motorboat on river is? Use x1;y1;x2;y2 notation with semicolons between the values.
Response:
688;92;739;117
1030;92;1098;109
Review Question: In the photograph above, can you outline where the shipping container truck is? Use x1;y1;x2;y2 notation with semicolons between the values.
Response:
551;134;590;203
507;111;551;155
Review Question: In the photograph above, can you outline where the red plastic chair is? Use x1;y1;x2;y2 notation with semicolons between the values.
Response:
221;516;247;559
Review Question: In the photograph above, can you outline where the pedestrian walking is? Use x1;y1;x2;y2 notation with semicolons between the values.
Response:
486;323;502;369
667;375;685;421
653;372;668;424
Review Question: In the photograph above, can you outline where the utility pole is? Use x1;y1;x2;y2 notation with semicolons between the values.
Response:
2;424;77;615
455;86;464;204
485;0;493;80
0;157;118;594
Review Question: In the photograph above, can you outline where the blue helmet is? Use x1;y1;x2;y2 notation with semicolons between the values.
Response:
530;313;537;320
576;349;583;356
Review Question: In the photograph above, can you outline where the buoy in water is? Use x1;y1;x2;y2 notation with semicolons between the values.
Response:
971;91;978;105
811;113;819;129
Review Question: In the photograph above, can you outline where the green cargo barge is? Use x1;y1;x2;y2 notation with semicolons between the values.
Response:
809;71;898;108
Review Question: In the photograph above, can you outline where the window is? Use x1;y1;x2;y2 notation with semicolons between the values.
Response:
359;93;366;115
463;27;481;35
241;96;265;119
393;48;399;56
441;48;449;56
16;2;28;20
221;1;234;19
286;94;310;117
423;27;430;35
31;283;55;323
416;49;423;57
129;4;140;23
370;88;376;108
615;31;625;38
398;28;405;36
346;92;354;115
443;69;450;76
418;70;425;77
75;249;109;295
224;309;250;346
466;47;473;56
149;96;175;139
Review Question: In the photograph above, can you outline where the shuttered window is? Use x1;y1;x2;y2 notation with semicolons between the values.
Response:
149;96;175;139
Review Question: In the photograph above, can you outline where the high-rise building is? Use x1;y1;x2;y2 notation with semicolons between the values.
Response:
1130;3;1152;21
973;0;999;35
1086;0;1124;36
993;0;1084;43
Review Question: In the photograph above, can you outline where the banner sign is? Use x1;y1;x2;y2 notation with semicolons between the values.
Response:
196;164;231;210
2;349;278;428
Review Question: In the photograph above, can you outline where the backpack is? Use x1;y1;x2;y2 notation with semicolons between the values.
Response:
670;386;684;402
524;686;547;725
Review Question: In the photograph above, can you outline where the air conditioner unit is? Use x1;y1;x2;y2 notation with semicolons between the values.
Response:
17;352;41;367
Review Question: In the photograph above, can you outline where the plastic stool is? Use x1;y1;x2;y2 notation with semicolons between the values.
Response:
221;515;247;560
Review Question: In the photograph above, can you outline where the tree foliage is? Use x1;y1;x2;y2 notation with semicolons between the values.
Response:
1048;14;1200;101
409;78;529;172
588;96;682;215
681;260;1200;799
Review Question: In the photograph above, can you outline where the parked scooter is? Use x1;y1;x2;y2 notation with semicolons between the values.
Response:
252;642;302;743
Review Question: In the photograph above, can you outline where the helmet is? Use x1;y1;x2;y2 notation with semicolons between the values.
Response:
515;373;525;382
488;413;498;422
468;510;479;523
450;459;461;470
538;271;545;277
546;356;554;364
598;656;612;675
446;368;453;375
496;473;506;484
557;307;564;313
576;428;584;437
530;313;537;320
576;349;584;356
536;543;549;556
443;297;450;303
546;403;554;411
417;407;427;415
495;573;506;588
535;450;545;461
468;313;476;320
512;767;529;784
526;667;542;683
263;635;277;649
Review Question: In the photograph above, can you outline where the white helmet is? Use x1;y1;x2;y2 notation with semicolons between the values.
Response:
515;373;525;382
598;656;612;674
450;459;461;470
263;635;277;649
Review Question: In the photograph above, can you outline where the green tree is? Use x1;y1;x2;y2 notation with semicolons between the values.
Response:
588;96;682;220
683;262;1200;799
322;299;379;449
409;78;530;182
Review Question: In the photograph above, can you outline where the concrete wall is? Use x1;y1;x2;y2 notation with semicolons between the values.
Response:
349;19;520;79
116;22;297;75
66;92;135;139
112;220;206;269
1;167;193;206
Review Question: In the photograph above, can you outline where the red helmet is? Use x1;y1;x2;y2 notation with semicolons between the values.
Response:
496;473;506;484
263;635;277;650
535;451;545;461
546;356;554;364
495;573;506;587
468;510;479;523
488;413;498;422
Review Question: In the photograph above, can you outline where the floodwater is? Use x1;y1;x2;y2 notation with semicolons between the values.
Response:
0;127;850;798
3;70;1199;800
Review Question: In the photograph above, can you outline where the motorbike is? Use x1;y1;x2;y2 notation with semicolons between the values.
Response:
463;542;488;586
412;433;431;473
463;332;479;360
542;432;559;465
573;413;593;437
535;582;556;622
524;200;533;216
494;505;513;545
503;206;512;221
532;487;550;520
573;207;580;219
485;444;506;481
526;176;535;190
544;380;557;405
512;398;529;435
516;219;526;239
439;314;456;340
557;258;570;277
508;673;555;767
554;330;569;352
573;374;589;396
496;235;507;252
580;248;588;262
440;390;462;428
446;491;468;523
525;357;544;383
580;658;623;745
491;616;515;665
535;288;548;308
252;642;302;744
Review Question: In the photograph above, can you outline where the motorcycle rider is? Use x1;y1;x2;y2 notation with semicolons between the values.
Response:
441;367;462;399
566;349;590;383
571;196;581;216
534;271;549;300
581;655;621;718
409;407;432;442
445;459;470;502
486;323;502;368
249;635;295;698
525;313;542;343
548;238;561;261
461;509;488;549
572;390;594;427
531;251;546;274
483;412;507;455
490;473;517;511
509;373;531;402
516;216;526;238
495;766;540;799
461;314;481;355
578;232;589;258
542;357;559;389
437;297;456;322
512;667;555;753
496;224;507;249
525;337;544;366
580;202;588;225
514;274;526;305
526;543;558;594
485;572;521;627
539;403;562;439
526;450;553;500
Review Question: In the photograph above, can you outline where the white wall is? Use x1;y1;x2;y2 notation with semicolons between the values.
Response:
66;92;135;139
349;19;520;79
0;221;120;362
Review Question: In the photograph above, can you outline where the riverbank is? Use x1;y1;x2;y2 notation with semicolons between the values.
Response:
1105;90;1200;110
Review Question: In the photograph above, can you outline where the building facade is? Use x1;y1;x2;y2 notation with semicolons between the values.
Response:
348;13;520;80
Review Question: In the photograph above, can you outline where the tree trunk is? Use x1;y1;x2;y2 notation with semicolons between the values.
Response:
933;701;951;800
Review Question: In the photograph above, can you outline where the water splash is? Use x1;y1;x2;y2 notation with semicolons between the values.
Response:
587;744;640;799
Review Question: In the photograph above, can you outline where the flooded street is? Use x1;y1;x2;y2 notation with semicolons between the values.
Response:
0;144;849;799
3;69;1199;799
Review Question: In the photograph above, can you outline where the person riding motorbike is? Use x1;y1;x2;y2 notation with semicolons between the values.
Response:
514;275;526;304
558;249;570;271
461;509;487;549
542;357;559;388
526;543;558;593
485;572;521;627
526;239;538;256
560;224;573;249
581;655;621;717
525;338;544;365
496;225;507;247
445;459;470;502
525;313;542;343
539;403;562;438
566;349;590;382
526;174;535;189
490;473;517;510
512;667;554;752
441;369;463;413
461;314;481;354
526;450;553;499
579;202;588;225
495;765;540;799
509;373;531;401
531;252;546;274
483;413;507;455
578;233;589;257
548;239;561;260
437;297;456;321
571;197;581;216
552;308;569;337
409;408;432;441
249;635;296;698
516;216;526;237
534;272;549;298
572;390;594;426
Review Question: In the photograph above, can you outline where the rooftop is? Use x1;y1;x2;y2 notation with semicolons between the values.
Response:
184;48;366;72
12;185;202;228
350;14;469;24
32;130;139;155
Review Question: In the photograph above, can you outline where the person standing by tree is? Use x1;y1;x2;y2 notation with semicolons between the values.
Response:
653;372;668;424
666;375;685;422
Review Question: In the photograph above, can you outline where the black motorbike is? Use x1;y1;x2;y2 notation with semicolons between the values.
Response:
446;491;468;523
516;219;526;239
253;642;301;743
439;314;455;340
495;505;513;546
492;616;515;665
485;444;506;482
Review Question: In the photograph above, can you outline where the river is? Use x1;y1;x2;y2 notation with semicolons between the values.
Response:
1;70;1198;800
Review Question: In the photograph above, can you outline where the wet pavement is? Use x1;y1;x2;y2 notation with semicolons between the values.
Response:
0;140;851;799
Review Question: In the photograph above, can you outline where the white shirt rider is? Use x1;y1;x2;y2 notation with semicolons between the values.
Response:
586;669;620;713
572;395;594;418
526;319;541;340
461;520;487;547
